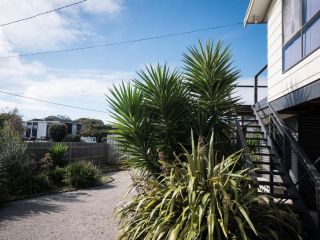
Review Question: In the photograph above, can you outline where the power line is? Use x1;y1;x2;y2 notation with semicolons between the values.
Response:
0;90;108;114
0;0;87;27
0;22;242;59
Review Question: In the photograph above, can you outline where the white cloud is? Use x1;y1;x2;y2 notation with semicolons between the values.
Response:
0;56;133;120
0;0;127;122
0;0;123;51
83;0;123;14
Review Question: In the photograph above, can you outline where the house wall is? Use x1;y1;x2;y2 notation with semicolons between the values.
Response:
37;122;47;139
266;0;320;103
72;124;77;135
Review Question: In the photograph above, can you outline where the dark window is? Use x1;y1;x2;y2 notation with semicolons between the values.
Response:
282;0;320;71
26;128;31;138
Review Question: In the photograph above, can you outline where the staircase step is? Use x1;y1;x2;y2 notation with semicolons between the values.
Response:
241;119;258;122
258;181;288;187
245;137;267;141
252;152;274;157
245;125;261;128
252;161;279;166
245;131;264;134
256;170;285;175
248;144;270;148
269;193;294;199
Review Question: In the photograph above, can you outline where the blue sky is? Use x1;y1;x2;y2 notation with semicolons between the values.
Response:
0;0;267;123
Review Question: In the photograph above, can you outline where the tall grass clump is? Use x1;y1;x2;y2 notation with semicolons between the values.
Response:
64;161;101;188
117;133;303;240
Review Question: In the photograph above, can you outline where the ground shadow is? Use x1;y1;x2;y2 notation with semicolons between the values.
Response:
0;191;87;223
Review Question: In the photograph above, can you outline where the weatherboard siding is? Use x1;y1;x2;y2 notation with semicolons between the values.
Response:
266;0;320;102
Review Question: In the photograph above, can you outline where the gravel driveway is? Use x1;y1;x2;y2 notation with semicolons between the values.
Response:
0;171;132;240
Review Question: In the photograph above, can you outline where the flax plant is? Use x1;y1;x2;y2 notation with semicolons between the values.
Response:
117;132;302;240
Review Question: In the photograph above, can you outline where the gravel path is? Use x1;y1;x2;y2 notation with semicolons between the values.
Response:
0;171;132;240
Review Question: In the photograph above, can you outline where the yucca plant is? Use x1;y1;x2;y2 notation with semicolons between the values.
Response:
117;132;302;240
49;143;69;167
108;64;190;175
108;82;161;174
107;40;240;175
183;39;240;154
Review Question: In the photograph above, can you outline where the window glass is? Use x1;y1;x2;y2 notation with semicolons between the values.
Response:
283;0;303;43
303;16;320;56
303;0;320;23
283;35;302;70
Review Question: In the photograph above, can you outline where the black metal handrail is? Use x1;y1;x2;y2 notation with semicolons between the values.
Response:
255;99;320;213
237;64;268;104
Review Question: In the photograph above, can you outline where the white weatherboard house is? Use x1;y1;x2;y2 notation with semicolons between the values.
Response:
23;120;81;140
245;0;320;163
242;0;320;236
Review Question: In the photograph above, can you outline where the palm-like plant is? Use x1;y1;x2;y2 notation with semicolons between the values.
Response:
117;132;302;240
134;64;191;162
107;40;240;175
49;143;69;167
108;83;159;173
183;40;240;154
108;65;190;174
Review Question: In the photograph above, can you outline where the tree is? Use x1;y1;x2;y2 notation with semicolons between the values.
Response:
45;115;71;122
49;123;68;142
0;108;23;134
76;118;111;142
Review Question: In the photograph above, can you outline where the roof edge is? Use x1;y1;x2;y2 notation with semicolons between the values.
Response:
244;0;272;26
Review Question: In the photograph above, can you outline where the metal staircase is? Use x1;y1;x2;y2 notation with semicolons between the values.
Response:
233;101;320;238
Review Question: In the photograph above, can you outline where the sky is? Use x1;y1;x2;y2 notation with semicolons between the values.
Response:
0;0;268;123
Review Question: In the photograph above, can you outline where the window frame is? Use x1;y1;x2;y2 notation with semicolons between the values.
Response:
282;1;320;73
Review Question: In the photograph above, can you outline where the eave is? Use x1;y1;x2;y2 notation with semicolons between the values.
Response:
244;0;273;26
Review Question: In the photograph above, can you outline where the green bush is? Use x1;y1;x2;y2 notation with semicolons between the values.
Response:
15;173;51;196
0;125;29;202
50;166;66;186
49;123;68;142
62;134;81;142
64;161;101;188
117;133;302;240
37;153;54;174
49;143;69;167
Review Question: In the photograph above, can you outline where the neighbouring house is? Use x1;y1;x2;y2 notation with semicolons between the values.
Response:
241;0;320;236
22;119;81;140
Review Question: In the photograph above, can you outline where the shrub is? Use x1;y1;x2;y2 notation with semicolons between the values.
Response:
49;123;68;142
64;161;101;188
37;153;54;174
72;134;81;142
62;134;81;142
15;173;51;196
49;143;69;167
117;133;302;240
0;125;29;202
50;166;66;186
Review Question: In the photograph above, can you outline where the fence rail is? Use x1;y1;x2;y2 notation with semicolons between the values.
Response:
26;141;120;165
